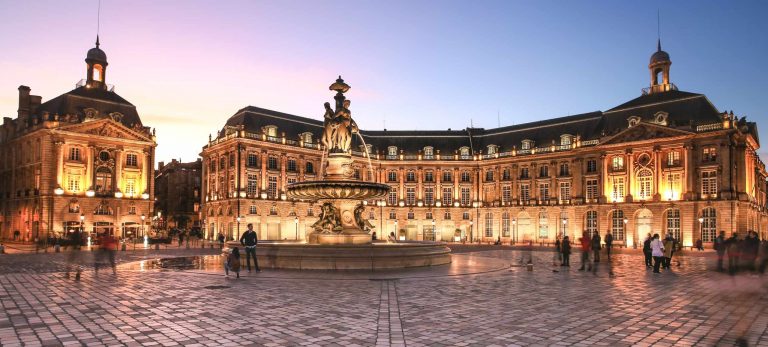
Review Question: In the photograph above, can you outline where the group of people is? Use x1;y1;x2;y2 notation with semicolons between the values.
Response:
646;233;676;273
554;231;614;272
64;230;119;280
714;230;767;274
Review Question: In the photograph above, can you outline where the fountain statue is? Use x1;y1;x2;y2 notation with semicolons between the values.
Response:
286;76;390;244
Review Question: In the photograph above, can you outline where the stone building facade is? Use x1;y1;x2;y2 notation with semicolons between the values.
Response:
200;42;768;246
154;159;202;230
0;38;156;241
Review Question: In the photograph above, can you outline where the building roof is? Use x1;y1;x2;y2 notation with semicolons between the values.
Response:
33;86;143;128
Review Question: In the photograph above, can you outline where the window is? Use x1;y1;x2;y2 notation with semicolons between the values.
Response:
485;170;494;182
460;147;470;158
246;154;258;167
267;156;278;170
247;174;258;196
388;188;398;206
308;207;314;217
407;211;414;220
369;210;375;220
586;211;598;237
611;210;625;241
209;160;216;172
265;126;278;137
66;172;81;192
125;179;136;197
559;182;571;202
665;173;681;200
703;146;717;162
249;205;257;215
128;206;136;215
353;168;361;180
502;186;511;204
487;145;497;155
406;171;416;182
424;187;434;205
287;159;297;172
126;153;138;167
611;177;625;202
69;147;81;161
637;169;653;200
99;151;110;161
424;171;434;182
560;135;572;146
442;187;453;206
521;140;533;150
462;211;470;220
461;171;471;182
701;207;716;242
301;132;313;143
586;179;598;200
539;166;549;178
388;171;398;182
423;146;434;158
306;162;314;174
701;170;718;196
667;151;680;166
538;211;548;239
95;204;112;216
219;157;226;170
485;212;493;237
389;210;396;219
520;167;529;179
406;187;416;206
229;154;235;166
611;156;624;171
270;205;278;215
586;159;597;173
666;209;681;241
287;177;296;184
520;184;530;203
95;167;112;194
460;187;471;206
268;176;278;198
388;146;398;157
444;211;452;220
502;168;511;180
539;183;550;201
502;212;510;237
442;171;452;182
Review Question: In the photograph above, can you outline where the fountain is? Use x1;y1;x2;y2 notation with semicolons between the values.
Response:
226;77;451;270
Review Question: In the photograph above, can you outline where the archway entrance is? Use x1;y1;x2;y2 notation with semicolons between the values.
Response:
635;209;652;247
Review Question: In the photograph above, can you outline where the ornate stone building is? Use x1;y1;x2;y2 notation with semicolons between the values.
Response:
154;159;202;230
200;42;768;246
0;37;157;241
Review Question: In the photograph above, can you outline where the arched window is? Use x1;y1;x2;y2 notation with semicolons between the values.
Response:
665;209;681;241
94;204;112;216
611;210;625;241
701;208;716;242
486;145;497;155
93;64;104;81
538;211;548;239
305;161;314;174
585;210;598;237
560;134;572;146
637;169;653;200
94;167;113;194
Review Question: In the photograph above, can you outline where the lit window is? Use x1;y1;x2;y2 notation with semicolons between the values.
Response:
442;187;453;206
637;169;653;200
388;188;398;206
612;156;624;171
247;174;258;196
539;183;550;201
125;179;136;197
586;211;598;237
69;147;81;161
249;205;257;215
703;146;717;162
586;179;598;200
666;209;680;241
559;182;571;202
611;210;625;241
423;146;434;158
459;147;470;157
501;212;510;237
460;187;471;206
520;184;530;203
701;208;716;242
487;145;497;155
406;187;416;205
95;167;113;194
521;140;533;150
667;151;680;166
126;153;138;167
560;135;572;146
538;211;548;239
611;177;625;202
424;187;434;205
388;146;398;157
701;170;718;196
268;176;278;198
485;212;493;237
502;186;511;204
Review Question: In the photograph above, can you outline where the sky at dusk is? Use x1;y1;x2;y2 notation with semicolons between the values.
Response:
1;1;767;163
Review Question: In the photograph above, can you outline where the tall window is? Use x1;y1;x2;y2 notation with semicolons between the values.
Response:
667;151;680;166
423;146;434;158
612;156;624;171
485;170;494;182
586;211;598;237
559;182;571;202
406;187;416;206
538;211;548;239
520;167;529;179
666;209;681;241
462;211;470;220
267;156;278;170
126;153;138;167
559;163;569;176
442;171;452;182
460;147;470;157
407;211;415;220
703;146;717;162
69;147;81;161
247;154;259;167
484;212;493;237
388;188;398;206
461;171;471;182
229;154;235;166
388;171;398;182
487;145;497;155
611;210;625;241
701;207;716;242
637;169;653;200
287;159;297;172
249;205;257;215
560;135;572;146
424;171;434;182
539;183;550;201
306;161;314;174
406;171;416;182
521;140;532;150
67;171;81;193
586;159;597;173
389;210;397;219
125;178;136;197
94;167;112;194
442;187;453;206
701;170;718;196
665;173;682;200
247;174;258;196
539;166;549;178
219;157;225;170
520;184;530;203
502;168;511;180
424;187;434;205
502;212;510;237
611;177;625;202
268;176;278;198
502;186;511;204
460;187;471;206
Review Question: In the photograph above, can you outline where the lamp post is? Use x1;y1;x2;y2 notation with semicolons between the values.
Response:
469;220;473;243
394;220;399;240
562;218;567;240
236;216;241;241
623;218;629;248
698;217;704;244
512;218;517;245
79;214;86;247
140;214;146;250
294;216;299;241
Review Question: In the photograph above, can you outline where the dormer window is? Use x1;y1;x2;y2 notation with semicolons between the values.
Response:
423;146;434;158
264;125;278;137
486;145;497;155
521;140;533;150
628;116;641;128
459;147;470;157
560;135;572;146
654;112;669;126
388;146;398;157
300;132;313;143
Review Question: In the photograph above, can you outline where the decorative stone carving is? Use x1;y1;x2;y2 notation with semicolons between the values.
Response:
311;202;341;233
84;108;99;120
108;112;123;123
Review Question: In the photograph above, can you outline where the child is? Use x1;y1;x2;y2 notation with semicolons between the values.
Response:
225;247;241;278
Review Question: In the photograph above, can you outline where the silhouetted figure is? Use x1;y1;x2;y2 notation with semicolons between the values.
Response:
578;232;592;271
650;233;664;274
225;247;241;278
662;234;675;269
65;230;84;280
643;233;653;268
561;236;571;267
591;232;601;263
727;232;740;275
604;231;613;259
714;231;726;272
240;223;260;272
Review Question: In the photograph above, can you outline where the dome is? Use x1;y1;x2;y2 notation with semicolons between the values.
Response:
649;39;670;64
85;36;107;63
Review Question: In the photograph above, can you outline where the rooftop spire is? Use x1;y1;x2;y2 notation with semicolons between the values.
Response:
96;34;100;49
657;38;661;52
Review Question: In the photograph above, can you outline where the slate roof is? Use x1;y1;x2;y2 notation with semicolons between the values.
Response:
33;86;142;128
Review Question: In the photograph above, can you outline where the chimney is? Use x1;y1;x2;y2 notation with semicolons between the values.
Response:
17;86;30;118
158;161;165;170
29;95;42;115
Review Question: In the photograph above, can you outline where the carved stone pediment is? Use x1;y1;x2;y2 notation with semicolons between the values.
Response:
59;119;152;142
601;123;692;145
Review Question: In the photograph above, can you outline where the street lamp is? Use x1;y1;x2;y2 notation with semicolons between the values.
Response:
294;216;299;241
79;214;87;247
469;220;474;243
140;214;146;249
623;218;629;248
236;216;241;241
512;218;517;245
698;217;704;244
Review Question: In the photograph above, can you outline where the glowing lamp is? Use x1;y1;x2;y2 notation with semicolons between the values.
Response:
239;191;246;198
114;191;123;198
453;202;459;207
398;201;404;207
436;201;442;207
141;192;150;200
417;201;423;207
85;190;95;197
54;187;64;195
261;192;268;199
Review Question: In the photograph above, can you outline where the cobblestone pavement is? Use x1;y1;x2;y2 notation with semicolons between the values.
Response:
1;248;766;346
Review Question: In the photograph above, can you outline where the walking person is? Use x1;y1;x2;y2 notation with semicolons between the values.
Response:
95;232;118;275
744;231;760;272
650;233;664;274
239;223;260;272
225;247;241;278
643;233;653;268
554;237;562;266
218;232;225;249
604;231;613;260
714;231;727;272
561;235;571;267
591;232;601;263
578;232;592;271
662;233;675;269
65;229;84;280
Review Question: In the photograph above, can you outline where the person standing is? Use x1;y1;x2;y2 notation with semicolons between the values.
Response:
714;231;726;272
178;231;184;247
239;223;260;272
561;236;571;267
727;232;740;275
225;247;241;278
591;232;601;263
554;237;562;266
650;233;664;273
65;229;84;280
744;231;760;272
95;232;118;275
218;232;225;249
604;231;613;260
662;234;675;269
643;233;653;268
578;232;592;271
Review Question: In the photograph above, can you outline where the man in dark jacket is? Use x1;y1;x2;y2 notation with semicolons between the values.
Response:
714;231;726;272
643;233;653;268
560;236;571;267
727;232;740;275
604;231;613;260
240;223;260;272
591;232;601;263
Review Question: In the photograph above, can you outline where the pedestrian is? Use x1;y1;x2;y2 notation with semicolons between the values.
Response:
65;229;84;280
591;232;601;263
239;223;260;272
578;231;592;271
643;233;653;268
650;233;664;273
758;238;768;274
714;230;726;272
387;232;397;243
95;232;118;275
727;232;740;275
604;231;613;259
696;238;704;251
662;233;675;269
554;237;562;266
561;235;571;267
371;231;377;241
744;231;760;272
218;232;225;249
225;247;241;278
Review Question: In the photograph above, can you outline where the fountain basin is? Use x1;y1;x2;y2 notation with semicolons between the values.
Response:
224;241;451;270
286;180;390;200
